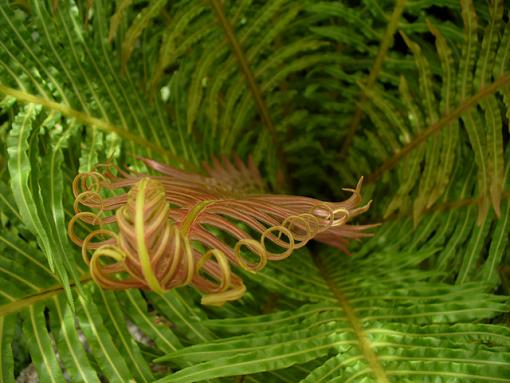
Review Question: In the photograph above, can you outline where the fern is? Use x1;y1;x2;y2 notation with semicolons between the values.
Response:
0;0;509;382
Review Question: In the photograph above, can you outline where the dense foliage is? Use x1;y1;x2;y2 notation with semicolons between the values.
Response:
0;0;509;382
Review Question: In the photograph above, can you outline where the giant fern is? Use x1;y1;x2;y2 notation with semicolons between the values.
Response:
0;0;509;382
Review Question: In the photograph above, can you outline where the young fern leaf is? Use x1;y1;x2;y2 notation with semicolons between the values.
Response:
68;157;374;305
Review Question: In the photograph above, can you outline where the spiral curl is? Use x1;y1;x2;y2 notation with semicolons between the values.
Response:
69;174;246;305
230;203;348;272
68;160;373;305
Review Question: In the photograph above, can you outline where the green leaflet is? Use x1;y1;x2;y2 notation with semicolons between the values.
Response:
427;19;458;209
108;0;134;43
40;116;85;286
151;3;210;92
23;304;67;383
147;290;215;345
245;254;336;304
6;105;45;251
120;0;169;71
156;334;336;383
118;290;182;354
480;147;510;285
461;109;490;222
457;0;479;101
456;0;490;223
401;33;440;223
6;104;75;303
48;295;100;383
202;303;336;334
94;289;154;382
157;322;347;365
474;0;503;91
483;95;504;215
481;198;510;285
476;1;504;216
76;292;134;383
0;315;16;383
456;210;494;284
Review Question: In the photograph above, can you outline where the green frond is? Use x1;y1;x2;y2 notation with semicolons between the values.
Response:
1;0;509;382
153;246;510;382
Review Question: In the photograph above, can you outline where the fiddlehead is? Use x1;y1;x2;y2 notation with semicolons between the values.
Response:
68;157;375;305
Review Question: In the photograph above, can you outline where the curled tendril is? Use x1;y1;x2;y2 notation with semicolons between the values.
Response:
72;171;106;197
234;238;268;272
195;249;231;293
71;176;245;305
81;229;117;263
282;213;320;248
331;208;350;226
68;212;105;246
309;203;336;227
261;226;295;260
68;158;375;305
73;191;104;216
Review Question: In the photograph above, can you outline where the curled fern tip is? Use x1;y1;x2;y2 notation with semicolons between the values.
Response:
68;157;374;305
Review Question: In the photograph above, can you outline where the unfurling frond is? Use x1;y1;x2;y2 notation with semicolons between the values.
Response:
68;157;374;305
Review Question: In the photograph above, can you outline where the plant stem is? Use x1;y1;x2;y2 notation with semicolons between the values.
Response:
367;72;510;183
340;0;407;158
209;0;288;191
314;255;389;383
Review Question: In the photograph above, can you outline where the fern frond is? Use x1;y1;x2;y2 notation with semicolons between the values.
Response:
154;246;510;382
359;0;510;225
68;158;373;305
1;0;509;381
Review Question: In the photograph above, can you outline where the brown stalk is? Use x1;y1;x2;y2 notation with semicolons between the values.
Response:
208;0;288;190
340;0;407;158
384;189;510;222
367;72;510;183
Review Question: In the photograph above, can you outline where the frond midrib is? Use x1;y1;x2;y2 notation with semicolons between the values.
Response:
313;254;390;383
368;71;510;183
0;275;91;316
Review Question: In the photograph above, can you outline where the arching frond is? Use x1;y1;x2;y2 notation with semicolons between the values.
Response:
0;0;509;382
